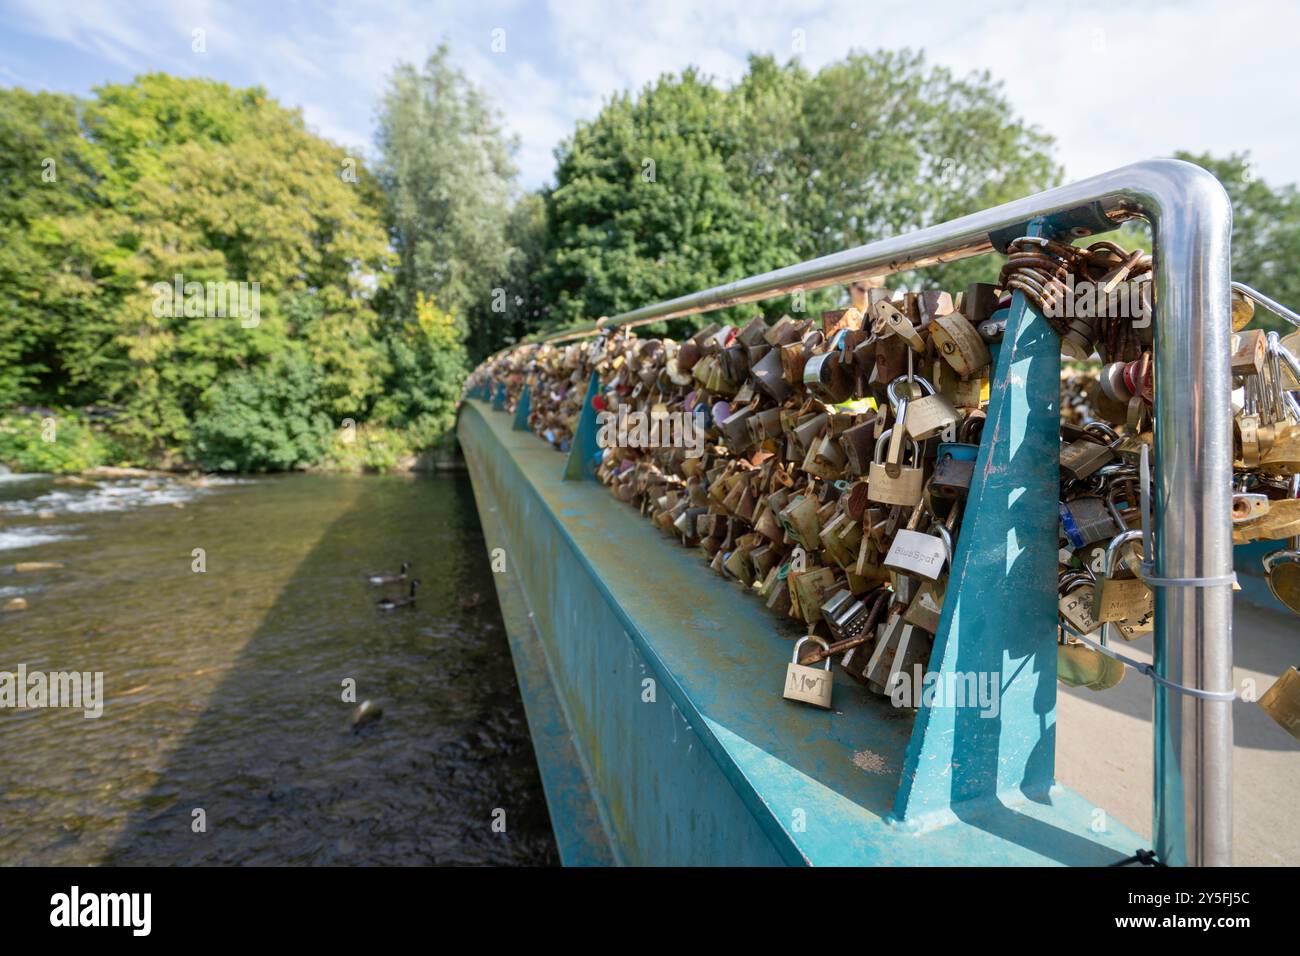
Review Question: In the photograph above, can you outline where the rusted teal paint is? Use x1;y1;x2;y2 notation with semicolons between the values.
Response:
895;220;1064;826
457;392;1145;865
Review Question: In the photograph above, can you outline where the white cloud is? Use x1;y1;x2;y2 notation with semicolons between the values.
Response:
4;0;1297;192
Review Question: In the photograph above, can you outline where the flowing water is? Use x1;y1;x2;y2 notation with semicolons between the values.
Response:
0;470;559;866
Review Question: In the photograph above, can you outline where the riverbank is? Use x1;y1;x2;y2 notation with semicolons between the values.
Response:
0;409;466;478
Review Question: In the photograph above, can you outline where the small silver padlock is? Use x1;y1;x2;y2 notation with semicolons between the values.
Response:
783;636;834;708
884;513;951;582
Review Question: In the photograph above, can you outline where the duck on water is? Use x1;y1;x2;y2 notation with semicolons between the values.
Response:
367;561;410;586
377;580;418;611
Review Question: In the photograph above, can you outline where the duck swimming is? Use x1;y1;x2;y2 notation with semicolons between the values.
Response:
377;579;419;611
368;561;410;586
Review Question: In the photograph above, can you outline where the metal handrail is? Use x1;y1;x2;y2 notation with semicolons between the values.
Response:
493;159;1234;865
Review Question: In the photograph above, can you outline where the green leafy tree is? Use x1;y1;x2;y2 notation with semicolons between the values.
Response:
534;51;1061;334
372;293;468;448
1177;151;1300;332
376;45;519;359
0;89;101;406
0;75;393;466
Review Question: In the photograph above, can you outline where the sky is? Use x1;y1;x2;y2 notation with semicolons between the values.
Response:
1;0;1296;194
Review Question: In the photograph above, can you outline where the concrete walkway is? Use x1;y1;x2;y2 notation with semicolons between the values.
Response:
1056;591;1299;866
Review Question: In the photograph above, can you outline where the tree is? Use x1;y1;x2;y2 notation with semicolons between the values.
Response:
0;75;393;466
0;89;101;406
1177;151;1300;333
534;50;1062;335
372;293;468;449
376;45;519;359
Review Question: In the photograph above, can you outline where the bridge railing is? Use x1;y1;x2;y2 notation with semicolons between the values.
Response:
481;160;1235;866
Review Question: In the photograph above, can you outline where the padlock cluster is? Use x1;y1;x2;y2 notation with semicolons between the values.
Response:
1052;288;1300;690
465;244;1300;710
469;281;1011;703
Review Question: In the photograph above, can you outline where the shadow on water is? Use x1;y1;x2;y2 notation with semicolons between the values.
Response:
82;472;559;866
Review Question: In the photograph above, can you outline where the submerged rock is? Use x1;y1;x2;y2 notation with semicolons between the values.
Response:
350;700;384;730
15;561;63;573
3;597;28;612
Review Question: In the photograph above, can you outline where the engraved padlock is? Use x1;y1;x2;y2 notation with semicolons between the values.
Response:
1090;529;1153;635
1057;569;1100;636
783;636;834;708
884;509;951;582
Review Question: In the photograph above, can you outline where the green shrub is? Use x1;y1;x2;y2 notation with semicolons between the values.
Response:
317;423;416;473
0;410;114;473
189;357;335;472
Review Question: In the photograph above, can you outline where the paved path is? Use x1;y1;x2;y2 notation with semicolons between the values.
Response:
1056;592;1298;866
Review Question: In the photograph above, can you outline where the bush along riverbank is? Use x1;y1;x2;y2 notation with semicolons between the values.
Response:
0;408;463;476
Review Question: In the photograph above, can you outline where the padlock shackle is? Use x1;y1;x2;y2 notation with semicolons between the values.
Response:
793;635;832;671
887;374;935;407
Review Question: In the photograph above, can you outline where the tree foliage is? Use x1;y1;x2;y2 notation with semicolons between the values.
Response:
533;51;1062;333
0;75;401;469
376;45;518;360
1177;151;1300;332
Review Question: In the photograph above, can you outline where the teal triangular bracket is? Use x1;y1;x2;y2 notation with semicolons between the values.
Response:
512;384;532;431
893;218;1064;824
562;371;602;481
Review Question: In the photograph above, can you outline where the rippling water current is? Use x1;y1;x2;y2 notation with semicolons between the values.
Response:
0;471;559;866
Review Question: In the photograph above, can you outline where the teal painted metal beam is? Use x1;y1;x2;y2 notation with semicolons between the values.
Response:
895;220;1064;827
457;398;1144;865
562;371;602;481
512;384;532;431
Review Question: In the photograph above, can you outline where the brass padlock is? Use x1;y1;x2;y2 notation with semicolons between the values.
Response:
1091;530;1153;631
867;429;925;507
783;636;834;708
1263;542;1300;615
1057;640;1125;691
1058;571;1100;636
1258;666;1300;741
930;311;991;377
889;375;958;441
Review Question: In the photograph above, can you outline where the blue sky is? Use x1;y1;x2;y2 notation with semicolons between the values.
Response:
2;0;1296;193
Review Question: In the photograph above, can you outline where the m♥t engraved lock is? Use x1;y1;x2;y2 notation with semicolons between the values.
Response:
783;636;834;708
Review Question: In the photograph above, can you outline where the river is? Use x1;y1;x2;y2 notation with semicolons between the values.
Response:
0;470;559;866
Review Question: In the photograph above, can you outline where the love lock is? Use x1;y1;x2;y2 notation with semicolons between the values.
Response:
783;636;834;708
